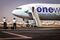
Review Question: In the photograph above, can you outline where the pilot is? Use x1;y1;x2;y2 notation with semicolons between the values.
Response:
12;18;16;30
3;17;7;29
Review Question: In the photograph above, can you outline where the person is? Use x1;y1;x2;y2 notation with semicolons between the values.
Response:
12;18;16;30
26;20;30;27
3;17;7;29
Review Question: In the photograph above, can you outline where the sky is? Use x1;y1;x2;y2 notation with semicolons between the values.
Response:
0;0;60;21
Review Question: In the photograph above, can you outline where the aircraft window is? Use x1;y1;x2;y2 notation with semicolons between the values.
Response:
16;8;22;9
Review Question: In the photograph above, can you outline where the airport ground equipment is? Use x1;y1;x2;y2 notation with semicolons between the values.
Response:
32;7;42;27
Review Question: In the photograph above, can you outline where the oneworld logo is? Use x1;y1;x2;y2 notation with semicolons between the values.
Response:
37;7;60;13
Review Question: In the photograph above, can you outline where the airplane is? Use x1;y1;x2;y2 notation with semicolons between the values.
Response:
12;3;60;20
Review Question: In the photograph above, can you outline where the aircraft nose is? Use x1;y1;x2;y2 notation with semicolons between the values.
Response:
12;9;29;17
12;9;21;16
12;10;17;15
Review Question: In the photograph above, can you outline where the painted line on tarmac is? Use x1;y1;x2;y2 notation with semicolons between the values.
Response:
2;31;32;39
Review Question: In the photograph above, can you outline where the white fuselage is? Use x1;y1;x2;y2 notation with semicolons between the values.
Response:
12;3;60;20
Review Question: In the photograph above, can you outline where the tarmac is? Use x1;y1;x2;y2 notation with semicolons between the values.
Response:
0;27;60;40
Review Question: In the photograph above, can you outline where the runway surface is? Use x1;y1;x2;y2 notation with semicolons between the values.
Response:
0;27;60;40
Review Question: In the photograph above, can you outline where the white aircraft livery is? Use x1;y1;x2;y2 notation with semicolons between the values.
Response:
12;3;60;20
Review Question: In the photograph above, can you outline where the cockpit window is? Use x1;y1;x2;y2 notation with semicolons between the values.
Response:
16;8;22;9
25;10;28;13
